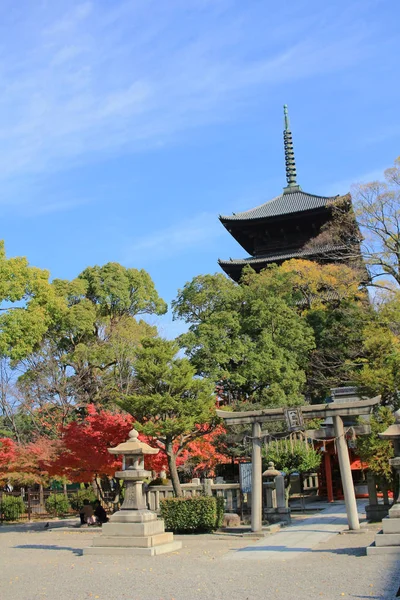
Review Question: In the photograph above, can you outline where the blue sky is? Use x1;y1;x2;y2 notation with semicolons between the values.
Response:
1;0;399;337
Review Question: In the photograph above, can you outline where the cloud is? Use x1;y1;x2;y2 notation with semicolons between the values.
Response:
325;168;386;196
125;212;224;263
0;0;386;190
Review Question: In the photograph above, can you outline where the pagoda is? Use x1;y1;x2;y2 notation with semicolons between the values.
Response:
218;106;350;282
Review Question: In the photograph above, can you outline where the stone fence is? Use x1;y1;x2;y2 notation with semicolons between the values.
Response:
145;472;319;515
146;480;242;513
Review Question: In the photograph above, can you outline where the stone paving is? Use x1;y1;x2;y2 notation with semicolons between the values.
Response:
0;502;399;600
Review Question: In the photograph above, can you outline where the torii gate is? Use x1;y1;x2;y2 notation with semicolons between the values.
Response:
217;397;380;532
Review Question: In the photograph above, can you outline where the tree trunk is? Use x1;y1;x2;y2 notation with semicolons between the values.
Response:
166;440;182;497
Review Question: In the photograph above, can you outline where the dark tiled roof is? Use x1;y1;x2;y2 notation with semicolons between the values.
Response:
218;244;347;266
220;190;338;222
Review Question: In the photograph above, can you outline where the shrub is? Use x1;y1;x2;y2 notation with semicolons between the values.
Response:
160;496;221;533
215;496;225;529
69;489;97;511
0;495;26;521
45;494;71;517
148;478;169;486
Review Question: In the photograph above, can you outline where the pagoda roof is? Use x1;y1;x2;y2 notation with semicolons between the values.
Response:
218;244;348;281
220;190;339;224
218;243;346;267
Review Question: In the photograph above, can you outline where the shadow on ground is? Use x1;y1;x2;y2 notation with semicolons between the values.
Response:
14;544;82;556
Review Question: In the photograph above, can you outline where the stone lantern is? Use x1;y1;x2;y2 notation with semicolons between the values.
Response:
262;461;291;525
109;428;159;517
368;410;400;555
84;429;182;556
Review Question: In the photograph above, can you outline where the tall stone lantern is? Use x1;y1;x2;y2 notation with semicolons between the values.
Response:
84;429;182;556
368;410;400;555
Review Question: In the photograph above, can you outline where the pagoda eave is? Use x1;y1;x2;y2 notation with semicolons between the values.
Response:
219;244;349;281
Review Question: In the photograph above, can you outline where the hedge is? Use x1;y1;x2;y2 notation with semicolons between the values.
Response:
160;495;225;533
45;494;71;517
69;489;97;511
0;495;26;521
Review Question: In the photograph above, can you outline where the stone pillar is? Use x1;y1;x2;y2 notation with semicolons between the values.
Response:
275;475;286;509
367;472;378;505
251;421;262;532
332;415;360;530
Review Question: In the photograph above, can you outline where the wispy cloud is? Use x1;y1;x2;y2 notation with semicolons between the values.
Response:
0;0;380;192
125;212;224;263
325;168;386;196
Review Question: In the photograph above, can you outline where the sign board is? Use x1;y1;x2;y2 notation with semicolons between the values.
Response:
239;462;252;493
284;408;304;432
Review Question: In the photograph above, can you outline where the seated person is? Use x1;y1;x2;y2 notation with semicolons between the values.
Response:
80;499;96;526
94;500;109;525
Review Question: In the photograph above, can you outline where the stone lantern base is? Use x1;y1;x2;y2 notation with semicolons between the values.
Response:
367;505;400;556
83;510;182;556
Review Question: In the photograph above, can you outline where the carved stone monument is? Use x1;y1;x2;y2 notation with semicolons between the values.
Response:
367;410;400;555
84;429;182;556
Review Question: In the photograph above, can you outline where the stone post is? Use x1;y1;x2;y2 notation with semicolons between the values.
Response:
251;421;262;532
332;415;360;530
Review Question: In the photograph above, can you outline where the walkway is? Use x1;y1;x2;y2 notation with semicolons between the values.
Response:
225;501;367;561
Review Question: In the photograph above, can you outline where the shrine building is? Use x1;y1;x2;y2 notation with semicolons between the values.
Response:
218;106;353;282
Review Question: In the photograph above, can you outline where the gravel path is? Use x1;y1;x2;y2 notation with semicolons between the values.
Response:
0;517;399;600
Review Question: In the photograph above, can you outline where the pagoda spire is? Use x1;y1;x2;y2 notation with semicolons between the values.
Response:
283;104;301;194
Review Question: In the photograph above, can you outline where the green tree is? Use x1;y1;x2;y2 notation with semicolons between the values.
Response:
0;241;60;360
243;260;371;401
172;272;315;407
356;406;395;485
356;291;400;406
119;338;216;496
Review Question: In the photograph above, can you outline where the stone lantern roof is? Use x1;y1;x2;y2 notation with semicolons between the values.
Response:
108;428;159;456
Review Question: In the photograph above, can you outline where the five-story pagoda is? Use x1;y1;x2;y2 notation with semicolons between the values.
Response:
218;106;352;282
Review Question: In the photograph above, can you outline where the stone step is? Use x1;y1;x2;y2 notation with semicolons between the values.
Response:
375;532;400;546
367;543;400;556
83;541;182;557
101;520;165;537
92;532;173;548
382;517;400;534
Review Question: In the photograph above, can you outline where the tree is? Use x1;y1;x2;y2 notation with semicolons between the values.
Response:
48;404;135;498
243;260;372;401
0;241;59;360
0;435;59;487
172;272;315;407
119;338;216;497
306;158;400;289
356;291;400;406
9;262;166;437
353;157;400;288
356;406;395;486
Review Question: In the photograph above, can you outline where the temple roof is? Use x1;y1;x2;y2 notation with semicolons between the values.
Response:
219;190;338;223
218;244;347;267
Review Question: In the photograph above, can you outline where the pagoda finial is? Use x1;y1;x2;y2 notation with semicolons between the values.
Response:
283;105;301;194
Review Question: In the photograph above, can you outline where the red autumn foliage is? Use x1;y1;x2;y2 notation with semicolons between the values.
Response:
0;436;60;486
47;404;166;482
0;406;231;487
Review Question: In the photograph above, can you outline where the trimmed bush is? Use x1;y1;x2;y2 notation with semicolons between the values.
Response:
0;495;26;521
215;496;225;529
69;489;97;511
45;494;71;517
160;496;221;533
